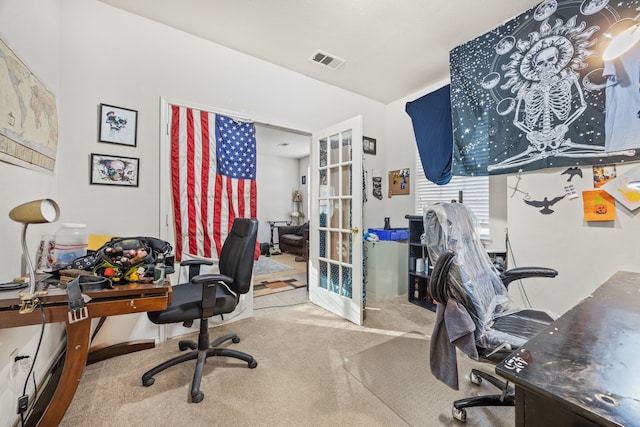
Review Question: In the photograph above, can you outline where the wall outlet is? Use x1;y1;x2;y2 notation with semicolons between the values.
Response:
18;356;32;374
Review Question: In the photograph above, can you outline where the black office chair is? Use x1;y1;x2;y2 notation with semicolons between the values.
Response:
142;217;259;403
424;203;557;423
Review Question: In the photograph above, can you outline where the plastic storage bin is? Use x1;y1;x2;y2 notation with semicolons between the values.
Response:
52;223;88;269
367;228;409;241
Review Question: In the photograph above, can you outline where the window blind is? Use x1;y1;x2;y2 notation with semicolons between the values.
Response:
414;150;489;228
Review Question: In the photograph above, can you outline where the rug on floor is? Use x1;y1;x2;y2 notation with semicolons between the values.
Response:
253;256;294;276
343;332;514;426
254;278;306;297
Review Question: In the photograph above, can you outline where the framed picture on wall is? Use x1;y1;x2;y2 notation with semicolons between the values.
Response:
363;136;377;155
90;153;139;187
98;103;138;146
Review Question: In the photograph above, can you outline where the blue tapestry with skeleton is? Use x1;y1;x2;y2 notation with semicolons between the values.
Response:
450;0;640;176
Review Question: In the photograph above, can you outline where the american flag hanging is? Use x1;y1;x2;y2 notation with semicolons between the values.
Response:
170;105;257;261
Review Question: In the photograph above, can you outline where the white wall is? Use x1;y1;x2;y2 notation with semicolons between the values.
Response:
506;166;640;315
298;155;310;220
255;153;302;244
0;1;66;425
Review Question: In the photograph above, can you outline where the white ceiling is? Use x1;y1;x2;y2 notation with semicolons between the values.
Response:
98;0;541;104
97;0;542;158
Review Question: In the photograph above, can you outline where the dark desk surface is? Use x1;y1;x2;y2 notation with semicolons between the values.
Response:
496;271;640;427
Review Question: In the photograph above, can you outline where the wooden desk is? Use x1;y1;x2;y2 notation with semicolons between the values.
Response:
0;280;171;427
495;271;640;427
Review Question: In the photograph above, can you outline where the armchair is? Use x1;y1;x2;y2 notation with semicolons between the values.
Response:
142;218;259;403
424;203;557;423
277;221;309;258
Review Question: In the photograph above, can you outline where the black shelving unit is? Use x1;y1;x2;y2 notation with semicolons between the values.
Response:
405;215;437;312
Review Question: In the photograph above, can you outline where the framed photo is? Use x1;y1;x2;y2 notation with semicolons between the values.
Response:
363;136;376;155
90;153;139;187
98;104;138;146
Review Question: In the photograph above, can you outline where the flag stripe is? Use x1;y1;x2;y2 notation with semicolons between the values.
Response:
186;109;197;254
199;111;212;257
170;106;183;259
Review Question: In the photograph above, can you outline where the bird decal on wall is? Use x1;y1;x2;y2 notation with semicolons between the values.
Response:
524;195;566;214
561;167;583;182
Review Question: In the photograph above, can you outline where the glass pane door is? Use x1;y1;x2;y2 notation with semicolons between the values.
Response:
309;116;363;325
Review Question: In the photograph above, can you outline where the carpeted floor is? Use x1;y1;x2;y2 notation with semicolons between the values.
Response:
60;296;515;427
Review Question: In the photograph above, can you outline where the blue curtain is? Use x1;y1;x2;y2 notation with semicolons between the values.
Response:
406;85;453;185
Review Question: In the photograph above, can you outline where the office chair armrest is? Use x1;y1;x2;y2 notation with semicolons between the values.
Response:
192;274;234;318
181;259;215;281
501;267;558;288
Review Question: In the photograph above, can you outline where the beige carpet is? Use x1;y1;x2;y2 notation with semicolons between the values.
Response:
60;296;515;427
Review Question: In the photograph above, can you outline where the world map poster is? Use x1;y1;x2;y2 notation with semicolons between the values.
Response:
0;36;58;173
450;0;640;176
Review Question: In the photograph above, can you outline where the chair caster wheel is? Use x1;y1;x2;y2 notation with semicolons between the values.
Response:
232;336;240;344
142;377;155;387
192;392;204;403
249;359;258;369
179;341;195;351
452;406;467;422
470;371;482;385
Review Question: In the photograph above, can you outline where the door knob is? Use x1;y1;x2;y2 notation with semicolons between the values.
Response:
351;226;359;234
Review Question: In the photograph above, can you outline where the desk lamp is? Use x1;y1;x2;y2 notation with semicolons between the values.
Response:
9;199;60;312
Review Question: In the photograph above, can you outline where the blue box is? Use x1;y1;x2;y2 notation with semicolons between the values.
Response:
368;228;409;241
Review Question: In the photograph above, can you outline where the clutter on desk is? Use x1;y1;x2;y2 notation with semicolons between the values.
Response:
35;234;56;272
92;236;173;282
52;223;88;270
0;281;29;291
47;236;173;285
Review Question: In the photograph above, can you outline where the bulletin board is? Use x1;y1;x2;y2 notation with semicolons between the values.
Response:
388;168;410;196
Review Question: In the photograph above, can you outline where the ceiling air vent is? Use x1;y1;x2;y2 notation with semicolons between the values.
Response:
310;50;345;70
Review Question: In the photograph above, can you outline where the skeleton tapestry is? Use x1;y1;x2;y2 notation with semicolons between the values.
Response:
450;0;640;176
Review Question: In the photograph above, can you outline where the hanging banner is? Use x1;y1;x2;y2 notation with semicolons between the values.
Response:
450;0;640;176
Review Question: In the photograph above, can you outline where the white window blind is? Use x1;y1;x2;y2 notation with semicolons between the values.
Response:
414;150;489;228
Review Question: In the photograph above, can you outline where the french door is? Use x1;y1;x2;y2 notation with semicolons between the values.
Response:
308;116;364;325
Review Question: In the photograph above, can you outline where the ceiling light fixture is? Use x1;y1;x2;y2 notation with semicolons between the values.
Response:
603;16;640;61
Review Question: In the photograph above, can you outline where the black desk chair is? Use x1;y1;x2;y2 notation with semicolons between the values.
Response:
142;218;259;403
424;203;557;423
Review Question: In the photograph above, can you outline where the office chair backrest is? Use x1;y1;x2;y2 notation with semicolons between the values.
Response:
219;218;259;295
424;203;510;339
